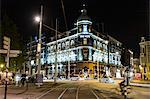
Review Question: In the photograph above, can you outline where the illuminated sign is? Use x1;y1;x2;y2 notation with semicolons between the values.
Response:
80;34;90;38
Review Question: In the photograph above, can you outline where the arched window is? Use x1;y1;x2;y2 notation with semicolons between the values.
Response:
93;40;97;48
71;40;75;47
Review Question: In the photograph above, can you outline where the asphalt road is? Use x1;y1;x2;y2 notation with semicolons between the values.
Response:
2;80;150;99
34;81;123;99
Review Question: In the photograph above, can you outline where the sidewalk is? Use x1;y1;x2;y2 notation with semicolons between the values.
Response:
130;83;150;88
114;79;150;88
130;80;150;84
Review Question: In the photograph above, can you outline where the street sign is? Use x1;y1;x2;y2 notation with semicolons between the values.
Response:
0;49;7;53
0;49;21;54
9;54;18;57
10;50;22;54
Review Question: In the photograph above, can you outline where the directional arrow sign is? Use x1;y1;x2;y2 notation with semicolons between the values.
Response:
0;49;21;54
0;49;7;53
10;50;22;54
9;54;18;57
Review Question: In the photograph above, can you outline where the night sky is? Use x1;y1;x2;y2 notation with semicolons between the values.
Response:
1;0;149;57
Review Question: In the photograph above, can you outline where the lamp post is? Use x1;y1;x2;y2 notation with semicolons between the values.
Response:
35;14;59;83
35;5;43;75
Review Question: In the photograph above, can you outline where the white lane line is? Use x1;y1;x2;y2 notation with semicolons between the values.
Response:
76;87;79;99
91;90;99;99
58;88;68;99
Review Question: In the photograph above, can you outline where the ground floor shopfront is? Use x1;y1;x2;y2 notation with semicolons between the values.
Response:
31;61;123;80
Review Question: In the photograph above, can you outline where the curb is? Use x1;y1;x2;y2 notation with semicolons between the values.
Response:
130;83;150;88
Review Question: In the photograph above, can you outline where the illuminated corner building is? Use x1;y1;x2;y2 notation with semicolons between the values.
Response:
139;36;150;80
41;8;122;79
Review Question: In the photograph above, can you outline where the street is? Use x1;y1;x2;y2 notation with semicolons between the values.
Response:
0;80;149;99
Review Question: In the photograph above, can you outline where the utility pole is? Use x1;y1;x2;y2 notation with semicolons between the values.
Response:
36;5;43;74
67;31;70;79
54;19;58;84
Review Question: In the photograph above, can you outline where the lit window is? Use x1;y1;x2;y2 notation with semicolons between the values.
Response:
71;40;75;46
83;25;87;32
94;40;96;48
83;38;87;45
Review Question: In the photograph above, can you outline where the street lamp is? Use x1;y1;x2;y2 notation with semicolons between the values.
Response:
34;11;59;83
0;64;4;72
0;64;4;68
35;16;41;23
34;5;43;75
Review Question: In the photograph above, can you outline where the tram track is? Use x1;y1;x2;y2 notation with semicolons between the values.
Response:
35;83;68;99
29;82;108;99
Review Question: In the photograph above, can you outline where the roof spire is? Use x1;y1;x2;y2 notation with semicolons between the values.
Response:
77;3;91;21
81;4;87;15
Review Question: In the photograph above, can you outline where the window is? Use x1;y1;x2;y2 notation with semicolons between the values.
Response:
83;25;88;32
58;43;61;50
71;40;75;47
83;38;87;45
93;40;96;48
62;42;65;49
97;41;100;49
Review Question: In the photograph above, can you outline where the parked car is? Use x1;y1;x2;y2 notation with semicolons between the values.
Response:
101;76;115;83
70;75;79;81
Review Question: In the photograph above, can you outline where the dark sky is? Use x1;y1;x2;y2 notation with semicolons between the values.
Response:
1;0;149;57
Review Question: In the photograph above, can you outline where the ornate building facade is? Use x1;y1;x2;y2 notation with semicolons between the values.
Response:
139;37;150;80
28;9;122;79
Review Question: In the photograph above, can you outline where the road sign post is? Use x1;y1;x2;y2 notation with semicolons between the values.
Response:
0;36;21;99
3;36;10;99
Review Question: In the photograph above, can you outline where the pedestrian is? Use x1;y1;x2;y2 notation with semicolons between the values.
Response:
21;74;26;86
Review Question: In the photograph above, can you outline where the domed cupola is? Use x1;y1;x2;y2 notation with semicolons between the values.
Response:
76;7;92;34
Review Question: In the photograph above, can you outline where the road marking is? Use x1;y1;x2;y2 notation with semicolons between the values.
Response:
91;89;99;99
76;87;80;99
58;88;68;99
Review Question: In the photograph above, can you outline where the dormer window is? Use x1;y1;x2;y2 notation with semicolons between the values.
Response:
76;8;92;34
83;25;88;32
